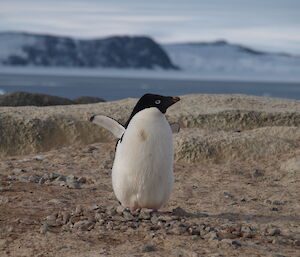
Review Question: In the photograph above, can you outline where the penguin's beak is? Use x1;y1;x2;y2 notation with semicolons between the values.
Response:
166;96;180;109
172;96;180;103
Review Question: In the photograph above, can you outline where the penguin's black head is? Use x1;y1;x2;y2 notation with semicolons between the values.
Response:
125;93;180;127
137;94;180;114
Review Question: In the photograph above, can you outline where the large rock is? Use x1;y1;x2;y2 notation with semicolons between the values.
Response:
0;92;105;107
0;91;74;106
174;127;300;163
72;96;105;105
0;94;299;159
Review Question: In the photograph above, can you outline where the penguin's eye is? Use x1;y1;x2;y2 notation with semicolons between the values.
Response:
155;100;161;104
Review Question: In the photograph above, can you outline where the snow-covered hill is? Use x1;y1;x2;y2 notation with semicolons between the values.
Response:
163;40;300;80
1;32;300;81
0;32;177;70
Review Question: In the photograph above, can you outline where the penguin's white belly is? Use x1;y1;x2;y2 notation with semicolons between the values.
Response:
112;108;174;210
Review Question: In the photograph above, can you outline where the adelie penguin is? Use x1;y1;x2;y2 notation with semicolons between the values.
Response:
90;94;180;211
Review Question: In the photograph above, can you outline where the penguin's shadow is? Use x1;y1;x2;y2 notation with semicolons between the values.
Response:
171;207;300;224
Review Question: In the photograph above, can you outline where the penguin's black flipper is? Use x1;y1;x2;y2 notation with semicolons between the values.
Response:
90;115;125;139
170;122;180;134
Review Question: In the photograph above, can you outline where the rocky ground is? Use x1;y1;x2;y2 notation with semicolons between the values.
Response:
0;94;299;256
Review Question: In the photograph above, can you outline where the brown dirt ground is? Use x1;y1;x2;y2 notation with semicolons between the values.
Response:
0;142;299;257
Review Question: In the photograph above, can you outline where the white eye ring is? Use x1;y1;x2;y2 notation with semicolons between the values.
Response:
155;99;161;104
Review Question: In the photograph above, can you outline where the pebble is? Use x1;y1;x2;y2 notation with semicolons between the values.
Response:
75;205;83;216
40;224;49;234
66;175;80;189
150;215;159;224
90;204;101;211
293;240;300;246
205;231;219;241
106;206;117;216
37;203;274;245
252;169;265;177
265;200;287;205
264;226;281;236
272;239;289;245
241;225;255;238
139;209;152;220
169;225;187;235
123;211;134;221
28;174;41;183
73;220;95;231
223;192;235;200
46;213;62;227
103;160;112;170
38;177;46;185
221;239;242;247
61;211;71;224
142;244;156;252
77;177;86;184
49;173;60;180
116;205;125;214
188;226;201;236
47;199;65;205
18;176;29;182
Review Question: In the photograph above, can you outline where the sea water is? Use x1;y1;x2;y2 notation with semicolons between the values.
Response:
0;73;299;101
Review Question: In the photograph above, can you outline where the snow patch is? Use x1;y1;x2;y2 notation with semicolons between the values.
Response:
163;43;300;79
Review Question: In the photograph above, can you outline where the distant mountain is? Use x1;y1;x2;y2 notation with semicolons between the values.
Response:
0;32;177;70
1;32;299;80
163;40;300;76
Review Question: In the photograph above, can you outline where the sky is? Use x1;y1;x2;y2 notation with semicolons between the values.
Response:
1;0;300;54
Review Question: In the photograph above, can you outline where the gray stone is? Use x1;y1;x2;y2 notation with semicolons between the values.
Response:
241;225;255;238
265;200;287;205
106;221;114;230
90;204;101;211
142;244;156;252
221;239;242;247
123;211;134;221
252;169;265;177
77;177;87;184
75;205;83;216
18;176;29;182
265;226;281;236
116;205;125;215
103;160;112;170
49;173;60;180
55;175;66;181
61;211;71;224
188;226;201;236
205;231;219;241
45;214;62;227
106;206;117;216
47;199;65;204
66;175;80;189
40;224;49;234
38;177;46;185
223;192;236;200
293;240;300;246
150;215;159;224
73;220;95;231
139;209;152;220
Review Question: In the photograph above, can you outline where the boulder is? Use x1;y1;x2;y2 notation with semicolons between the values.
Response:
0;91;73;106
0;92;106;107
0;94;299;159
